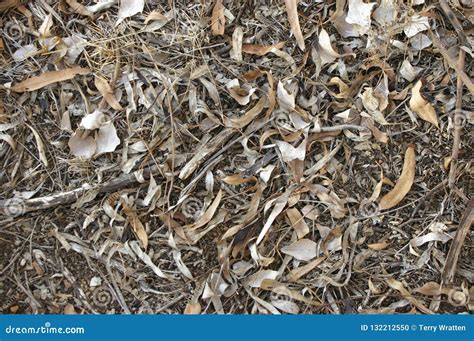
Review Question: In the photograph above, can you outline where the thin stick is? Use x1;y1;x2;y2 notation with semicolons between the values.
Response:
448;50;465;188
442;198;474;283
429;32;474;96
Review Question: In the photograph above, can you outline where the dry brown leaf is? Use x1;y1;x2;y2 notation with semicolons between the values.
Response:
414;282;444;296
286;207;309;239
386;278;433;314
284;0;305;51
211;0;225;36
223;96;265;128
287;256;325;282
379;145;416;210
184;302;201;314
409;80;439;127
144;10;168;24
95;76;123;110
0;0;19;12
122;202;148;250
64;304;77;314
189;189;222;230
242;42;285;56
221;174;257;185
65;0;94;18
11;66;90;92
367;241;389;250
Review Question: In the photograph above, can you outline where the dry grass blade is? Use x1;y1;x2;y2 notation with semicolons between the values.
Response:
284;0;305;51
379;145;416;210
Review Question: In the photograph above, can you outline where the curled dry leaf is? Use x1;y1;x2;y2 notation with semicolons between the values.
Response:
10;66;90;92
0;0;19;12
386;278;433;314
409;80;439;127
211;0;225;36
317;29;351;66
399;60;420;82
284;0;305;51
226;79;256;105
379;145;416;210
95;75;123;110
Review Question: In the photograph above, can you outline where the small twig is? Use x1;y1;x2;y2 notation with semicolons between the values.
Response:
442;198;474;283
316;124;369;133
0;164;163;216
448;50;465;188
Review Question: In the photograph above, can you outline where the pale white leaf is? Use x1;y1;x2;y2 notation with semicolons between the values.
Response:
68;130;96;158
373;0;397;26
117;0;144;24
245;270;279;288
346;0;376;35
404;15;429;38
281;238;317;261
95;122;120;155
13;44;37;62
277;81;295;112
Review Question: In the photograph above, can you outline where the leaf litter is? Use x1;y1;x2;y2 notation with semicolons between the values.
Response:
0;0;472;315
